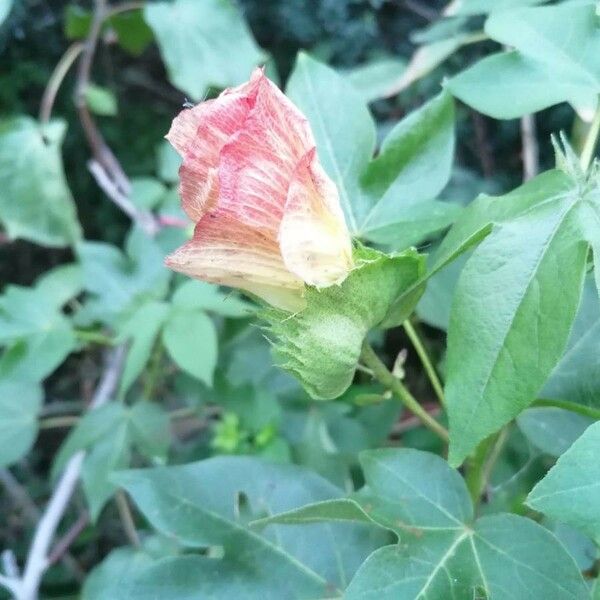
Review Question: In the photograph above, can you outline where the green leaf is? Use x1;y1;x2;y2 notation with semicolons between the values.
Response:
359;90;455;244
416;252;467;331
286;52;376;232
172;280;254;317
112;456;383;598
77;226;170;325
85;84;118;116
528;420;600;541
109;9;153;56
517;408;593;457
339;450;588;599
445;184;590;465
83;423;131;521
54;401;170;519
118;301;170;396
156;140;181;184
448;2;600;118
162;310;218;385
445;0;547;16
386;36;472;96
0;380;42;467
264;246;424;400
542;277;600;409
0;270;78;382
144;0;266;100
129;178;166;210
128;401;170;462
287;55;457;244
52;403;126;479
34;263;83;308
0;0;12;25
82;547;157;600
0;117;81;246
260;449;587;599
344;57;406;103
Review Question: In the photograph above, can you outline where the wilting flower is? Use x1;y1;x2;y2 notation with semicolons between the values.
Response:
164;68;353;311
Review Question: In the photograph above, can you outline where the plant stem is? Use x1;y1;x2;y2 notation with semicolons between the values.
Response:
402;320;445;407
74;329;115;346
360;341;449;443
115;491;141;548
465;433;497;506
39;42;84;126
533;398;600;421
580;100;600;171
39;416;79;430
142;342;164;399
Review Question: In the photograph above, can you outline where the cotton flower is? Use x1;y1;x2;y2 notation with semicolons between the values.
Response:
164;68;353;311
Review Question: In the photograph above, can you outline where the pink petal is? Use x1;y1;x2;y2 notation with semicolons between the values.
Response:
217;75;315;233
279;149;353;287
165;71;263;221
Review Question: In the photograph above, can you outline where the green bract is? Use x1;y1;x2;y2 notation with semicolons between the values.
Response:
264;246;425;400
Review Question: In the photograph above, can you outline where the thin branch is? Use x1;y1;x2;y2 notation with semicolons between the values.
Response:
2;550;19;578
0;470;42;525
39;42;84;126
47;513;89;567
115;491;141;548
88;159;158;235
0;474;85;582
73;0;159;235
520;114;539;181
15;345;126;600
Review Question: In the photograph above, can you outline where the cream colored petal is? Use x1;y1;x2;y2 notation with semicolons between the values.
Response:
165;212;304;311
279;149;353;288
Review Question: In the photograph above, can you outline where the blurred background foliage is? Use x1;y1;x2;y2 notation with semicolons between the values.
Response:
0;0;593;597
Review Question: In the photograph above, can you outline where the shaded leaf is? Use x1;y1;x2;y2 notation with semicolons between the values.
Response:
445;183;590;465
162;310;218;386
448;2;600;118
0;380;42;467
0;117;81;246
144;0;266;100
113;456;383;598
528;420;600;541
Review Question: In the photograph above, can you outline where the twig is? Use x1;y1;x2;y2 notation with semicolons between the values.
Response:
39;42;84;126
46;512;89;567
2;550;19;579
391;405;442;436
14;345;126;600
520;114;539;181
88;159;158;235
74;0;159;236
0;474;85;582
0;470;42;525
39;416;79;430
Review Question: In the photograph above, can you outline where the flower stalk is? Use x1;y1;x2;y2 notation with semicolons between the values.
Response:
360;341;449;443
